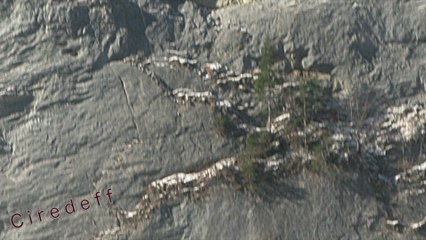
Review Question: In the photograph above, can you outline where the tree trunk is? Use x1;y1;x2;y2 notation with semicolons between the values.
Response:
268;94;271;133
303;81;307;147
419;133;424;162
268;81;272;140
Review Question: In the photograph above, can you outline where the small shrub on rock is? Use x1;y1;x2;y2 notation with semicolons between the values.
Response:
242;131;271;159
213;115;236;137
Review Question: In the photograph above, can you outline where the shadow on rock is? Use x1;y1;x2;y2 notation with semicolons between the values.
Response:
0;94;33;118
225;166;307;203
418;228;426;238
90;0;154;71
253;178;307;203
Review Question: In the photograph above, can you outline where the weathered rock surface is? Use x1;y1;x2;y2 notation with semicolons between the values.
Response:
0;0;425;239
192;0;258;8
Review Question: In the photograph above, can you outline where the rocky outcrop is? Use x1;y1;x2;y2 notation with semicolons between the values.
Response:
380;103;426;143
192;0;258;8
1;0;426;239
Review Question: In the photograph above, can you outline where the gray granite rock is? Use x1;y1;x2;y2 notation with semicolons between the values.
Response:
0;0;425;239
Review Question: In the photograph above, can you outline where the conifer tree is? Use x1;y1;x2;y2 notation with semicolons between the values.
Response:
255;37;276;136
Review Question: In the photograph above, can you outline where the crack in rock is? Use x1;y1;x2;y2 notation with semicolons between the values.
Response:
117;75;140;140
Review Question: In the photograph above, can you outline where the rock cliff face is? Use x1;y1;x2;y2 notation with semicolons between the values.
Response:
192;0;257;8
0;0;425;239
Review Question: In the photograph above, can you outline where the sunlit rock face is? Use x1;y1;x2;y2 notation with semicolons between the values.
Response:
192;0;258;8
1;0;426;239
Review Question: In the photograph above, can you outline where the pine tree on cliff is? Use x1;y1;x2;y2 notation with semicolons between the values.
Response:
256;37;276;136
